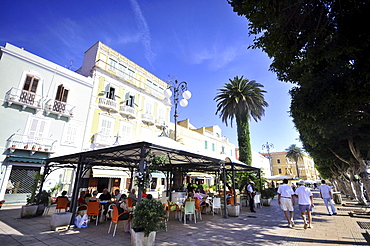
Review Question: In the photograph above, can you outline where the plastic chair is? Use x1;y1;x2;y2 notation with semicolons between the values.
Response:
166;200;180;221
108;205;131;237
254;194;262;208
183;201;196;224
55;197;69;213
86;202;102;226
127;197;133;208
212;198;222;216
194;198;204;220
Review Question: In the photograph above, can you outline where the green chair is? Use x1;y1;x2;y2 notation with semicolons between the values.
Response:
183;201;196;224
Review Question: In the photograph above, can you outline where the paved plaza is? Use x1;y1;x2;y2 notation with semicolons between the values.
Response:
0;190;369;245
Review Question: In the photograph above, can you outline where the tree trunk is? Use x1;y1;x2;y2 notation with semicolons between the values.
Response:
295;161;300;178
236;115;252;165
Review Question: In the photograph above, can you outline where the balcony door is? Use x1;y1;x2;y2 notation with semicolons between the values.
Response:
53;84;69;112
20;75;39;105
25;116;50;146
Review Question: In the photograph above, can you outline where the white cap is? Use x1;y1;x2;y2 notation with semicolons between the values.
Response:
298;180;305;185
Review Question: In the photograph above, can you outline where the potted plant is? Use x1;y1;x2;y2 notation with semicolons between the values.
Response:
261;188;276;206
21;172;46;218
24;144;29;149
131;198;166;246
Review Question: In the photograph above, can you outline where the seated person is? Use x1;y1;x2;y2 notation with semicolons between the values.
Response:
141;189;148;198
117;194;131;232
114;189;122;202
89;190;101;202
77;191;87;211
146;194;153;200
128;189;138;205
99;188;112;218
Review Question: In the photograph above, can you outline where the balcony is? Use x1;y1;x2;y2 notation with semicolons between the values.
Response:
97;97;118;113
119;105;136;119
45;99;75;120
7;133;56;155
93;133;114;147
5;87;42;112
155;119;166;128
141;113;155;125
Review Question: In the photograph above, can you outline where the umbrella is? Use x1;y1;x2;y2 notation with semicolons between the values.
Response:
267;175;299;181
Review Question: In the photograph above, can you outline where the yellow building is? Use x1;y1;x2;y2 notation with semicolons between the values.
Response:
263;152;320;181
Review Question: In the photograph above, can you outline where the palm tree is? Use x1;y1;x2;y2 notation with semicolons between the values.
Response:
285;144;304;178
215;76;268;165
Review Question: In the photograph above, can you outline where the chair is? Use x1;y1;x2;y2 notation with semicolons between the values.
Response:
127;197;133;208
108;205;131;237
194;198;205;220
166;200;180;221
86;201;102;226
212;198;222;216
55;197;69;213
183;201;196;224
254;194;262;208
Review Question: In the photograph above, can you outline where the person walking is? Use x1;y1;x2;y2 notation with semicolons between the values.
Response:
295;180;314;229
247;181;256;212
319;180;337;216
277;179;296;228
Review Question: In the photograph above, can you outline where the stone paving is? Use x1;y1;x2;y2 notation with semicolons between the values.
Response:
0;190;369;245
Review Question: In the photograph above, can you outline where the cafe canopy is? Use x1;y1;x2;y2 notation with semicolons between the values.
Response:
43;137;260;218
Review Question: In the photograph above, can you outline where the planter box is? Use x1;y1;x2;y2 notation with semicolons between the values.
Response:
50;212;73;231
262;198;272;206
131;229;156;246
227;205;240;217
21;205;38;218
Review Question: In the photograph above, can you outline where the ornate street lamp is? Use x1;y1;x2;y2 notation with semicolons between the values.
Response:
262;142;274;176
163;79;191;141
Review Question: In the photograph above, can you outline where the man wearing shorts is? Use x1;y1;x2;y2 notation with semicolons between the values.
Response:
277;179;296;228
295;180;315;229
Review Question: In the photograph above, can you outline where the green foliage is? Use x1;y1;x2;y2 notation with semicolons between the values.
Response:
132;199;167;237
26;172;43;205
215;76;268;165
261;188;276;199
135;153;169;190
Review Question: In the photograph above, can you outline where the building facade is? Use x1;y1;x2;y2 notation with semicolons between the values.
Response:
0;43;93;203
263;151;320;181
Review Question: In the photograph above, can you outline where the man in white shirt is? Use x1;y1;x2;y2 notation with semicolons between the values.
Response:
277;179;296;228
319;180;337;215
247;181;256;212
295;180;314;229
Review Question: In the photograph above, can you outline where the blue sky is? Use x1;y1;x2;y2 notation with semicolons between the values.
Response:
1;0;301;152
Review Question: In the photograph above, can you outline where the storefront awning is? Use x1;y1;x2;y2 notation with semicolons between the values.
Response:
151;172;166;178
92;167;130;178
7;156;46;164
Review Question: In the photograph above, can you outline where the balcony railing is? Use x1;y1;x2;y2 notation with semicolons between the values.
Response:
141;113;155;125
155;119;166;128
119;105;136;119
44;99;75;119
97;97;118;113
7;133;56;154
5;87;43;112
93;133;114;146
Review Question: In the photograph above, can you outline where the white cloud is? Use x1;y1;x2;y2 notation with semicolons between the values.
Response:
129;0;156;68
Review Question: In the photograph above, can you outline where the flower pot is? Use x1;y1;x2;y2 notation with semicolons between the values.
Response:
32;147;36;150
0;203;3;209
21;205;38;218
227;204;240;217
131;229;156;246
44;149;49;152
24;146;28;149
38;148;42;151
262;198;272;206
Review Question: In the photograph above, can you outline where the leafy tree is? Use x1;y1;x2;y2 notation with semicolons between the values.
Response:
285;144;304;178
215;76;268;164
227;0;370;196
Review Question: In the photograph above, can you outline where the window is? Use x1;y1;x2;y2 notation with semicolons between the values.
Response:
277;159;281;164
278;168;282;174
61;124;79;146
146;80;153;93
157;107;165;121
20;75;39;104
99;115;114;137
117;64;126;78
212;143;215;151
53;84;69;112
25;116;50;146
120;121;133;142
128;69;135;78
204;140;208;149
105;83;115;100
145;100;153;115
221;146;225;154
108;58;117;73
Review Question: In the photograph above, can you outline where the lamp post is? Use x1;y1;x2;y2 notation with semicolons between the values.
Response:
163;79;191;141
262;142;274;176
